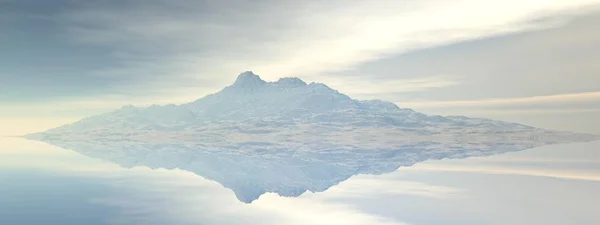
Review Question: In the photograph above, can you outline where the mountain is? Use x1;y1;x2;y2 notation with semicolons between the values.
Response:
25;71;600;203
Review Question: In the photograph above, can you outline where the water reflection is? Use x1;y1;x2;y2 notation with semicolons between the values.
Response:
22;136;578;203
1;138;600;225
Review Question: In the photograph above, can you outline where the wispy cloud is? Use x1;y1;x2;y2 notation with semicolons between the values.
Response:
469;157;600;164
4;0;600;135
400;91;600;108
411;164;600;182
318;175;462;199
57;0;600;99
440;108;600;116
326;75;461;96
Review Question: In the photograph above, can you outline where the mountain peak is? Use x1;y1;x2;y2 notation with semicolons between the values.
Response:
238;70;258;77
232;71;266;89
276;77;307;87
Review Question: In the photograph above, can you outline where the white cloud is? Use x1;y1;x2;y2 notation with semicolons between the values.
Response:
410;164;600;182
399;91;600;108
60;0;600;100
438;108;600;116
315;175;463;199
469;157;600;164
5;0;600;135
326;75;461;96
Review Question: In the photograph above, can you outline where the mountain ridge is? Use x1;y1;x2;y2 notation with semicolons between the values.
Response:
27;71;599;144
25;71;600;203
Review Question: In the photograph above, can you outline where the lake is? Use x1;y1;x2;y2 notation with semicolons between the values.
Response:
1;137;599;225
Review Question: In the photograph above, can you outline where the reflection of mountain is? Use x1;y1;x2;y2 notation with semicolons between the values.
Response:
21;138;577;203
26;71;600;202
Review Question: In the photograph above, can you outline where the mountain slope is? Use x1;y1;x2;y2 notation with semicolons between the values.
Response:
25;71;600;202
30;71;563;135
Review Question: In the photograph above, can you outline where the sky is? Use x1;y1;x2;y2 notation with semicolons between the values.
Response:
1;0;600;135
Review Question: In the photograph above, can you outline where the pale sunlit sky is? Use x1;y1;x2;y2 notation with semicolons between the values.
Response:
1;0;600;136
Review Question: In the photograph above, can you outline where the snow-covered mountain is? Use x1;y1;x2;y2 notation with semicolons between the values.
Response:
29;71;571;136
26;71;600;203
185;71;408;121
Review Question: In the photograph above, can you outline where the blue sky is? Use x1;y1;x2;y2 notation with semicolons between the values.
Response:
2;0;600;135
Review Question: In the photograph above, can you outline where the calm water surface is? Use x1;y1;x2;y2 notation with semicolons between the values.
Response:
1;138;599;225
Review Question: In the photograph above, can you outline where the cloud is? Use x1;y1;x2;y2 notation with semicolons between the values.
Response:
399;91;600;108
439;108;600;116
316;175;462;199
410;164;600;182
325;75;461;97
0;91;207;120
469;156;600;164
56;0;600;100
4;0;600;136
